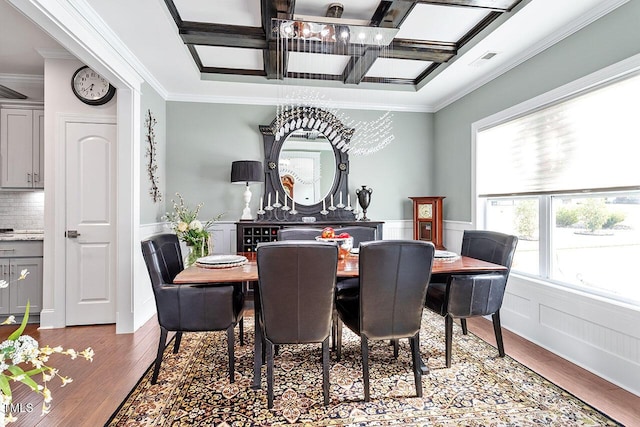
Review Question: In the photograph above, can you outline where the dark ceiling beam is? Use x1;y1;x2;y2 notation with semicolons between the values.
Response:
414;0;518;12
179;22;266;49
341;0;418;85
262;0;295;79
342;49;381;85
389;39;456;62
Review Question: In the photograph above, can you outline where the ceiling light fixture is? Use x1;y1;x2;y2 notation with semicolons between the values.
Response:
272;3;396;156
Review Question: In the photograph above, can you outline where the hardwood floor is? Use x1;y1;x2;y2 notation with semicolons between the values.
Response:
1;315;638;426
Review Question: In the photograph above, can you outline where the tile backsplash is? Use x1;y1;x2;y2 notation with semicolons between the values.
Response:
0;191;44;230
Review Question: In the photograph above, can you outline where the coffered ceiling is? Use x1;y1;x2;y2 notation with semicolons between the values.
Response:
165;0;521;89
1;0;629;110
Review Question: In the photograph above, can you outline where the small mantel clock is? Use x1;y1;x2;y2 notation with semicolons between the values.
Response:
409;196;445;249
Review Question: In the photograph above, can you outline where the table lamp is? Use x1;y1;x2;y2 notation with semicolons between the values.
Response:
231;160;263;220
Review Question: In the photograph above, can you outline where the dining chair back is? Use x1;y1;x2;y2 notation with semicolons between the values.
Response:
276;227;321;241
141;233;245;384
256;240;338;408
335;240;435;401
333;226;377;247
425;230;517;367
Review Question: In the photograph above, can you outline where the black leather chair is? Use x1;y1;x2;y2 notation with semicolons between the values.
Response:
256;241;338;409
141;233;245;384
425;230;518;367
333;226;377;247
335;240;435;402
332;226;378;351
276;227;321;241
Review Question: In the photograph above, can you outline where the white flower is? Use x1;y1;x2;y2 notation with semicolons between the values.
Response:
1;315;15;325
189;220;203;231
177;221;188;232
0;280;7;289
19;269;29;280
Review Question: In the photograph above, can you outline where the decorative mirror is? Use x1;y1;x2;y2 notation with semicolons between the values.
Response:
260;107;354;220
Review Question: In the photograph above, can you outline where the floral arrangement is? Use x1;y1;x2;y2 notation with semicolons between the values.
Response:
0;271;93;424
163;193;223;265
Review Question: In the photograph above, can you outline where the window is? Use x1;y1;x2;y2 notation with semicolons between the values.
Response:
476;69;640;305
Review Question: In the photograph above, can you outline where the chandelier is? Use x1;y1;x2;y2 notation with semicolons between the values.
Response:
271;3;396;156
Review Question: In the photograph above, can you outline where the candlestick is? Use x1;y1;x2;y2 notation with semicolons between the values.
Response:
330;194;334;207
345;193;353;211
284;195;287;207
337;191;345;208
268;193;271;206
340;192;342;205
329;193;336;211
260;197;263;210
276;192;279;205
292;200;295;211
323;198;326;211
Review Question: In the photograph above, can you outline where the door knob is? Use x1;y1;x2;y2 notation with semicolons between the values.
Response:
65;230;81;238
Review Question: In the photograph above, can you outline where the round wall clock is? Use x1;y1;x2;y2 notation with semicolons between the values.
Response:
71;66;116;105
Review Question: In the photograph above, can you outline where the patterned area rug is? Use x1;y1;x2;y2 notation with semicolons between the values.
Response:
107;312;620;426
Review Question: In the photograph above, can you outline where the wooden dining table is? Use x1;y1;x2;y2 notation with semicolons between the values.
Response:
174;252;507;389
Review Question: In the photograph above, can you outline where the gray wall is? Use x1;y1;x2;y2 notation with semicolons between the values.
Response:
433;0;640;222
139;82;167;223
166;102;433;222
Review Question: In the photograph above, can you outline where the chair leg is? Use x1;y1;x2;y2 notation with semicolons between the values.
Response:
393;339;399;359
267;342;275;409
445;315;453;368
461;318;468;335
227;325;235;383
239;317;244;346
331;308;337;351
492;311;505;357
361;336;370;402
336;318;343;361
322;337;330;406
173;331;182;353
152;327;168;384
410;334;422;397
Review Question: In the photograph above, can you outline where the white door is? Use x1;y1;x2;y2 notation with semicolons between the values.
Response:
65;122;117;325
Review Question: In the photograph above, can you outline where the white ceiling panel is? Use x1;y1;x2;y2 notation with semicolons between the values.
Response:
366;58;431;80
396;4;491;42
288;52;351;76
294;0;381;21
174;0;262;26
195;46;263;70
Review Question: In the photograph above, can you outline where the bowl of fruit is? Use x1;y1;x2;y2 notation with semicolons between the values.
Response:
315;227;353;259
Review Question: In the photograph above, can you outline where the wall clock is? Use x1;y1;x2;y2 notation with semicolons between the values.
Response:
71;66;116;105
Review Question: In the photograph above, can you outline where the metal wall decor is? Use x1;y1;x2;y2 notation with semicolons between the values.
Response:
145;109;162;203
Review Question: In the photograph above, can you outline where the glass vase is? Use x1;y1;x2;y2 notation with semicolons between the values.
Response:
184;234;211;267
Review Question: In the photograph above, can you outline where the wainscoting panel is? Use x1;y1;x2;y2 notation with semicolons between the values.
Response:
441;220;640;397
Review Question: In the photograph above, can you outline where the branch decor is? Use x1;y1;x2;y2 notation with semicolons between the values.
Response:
145;109;162;203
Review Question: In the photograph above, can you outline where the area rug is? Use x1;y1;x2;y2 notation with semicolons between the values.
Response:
106;312;620;426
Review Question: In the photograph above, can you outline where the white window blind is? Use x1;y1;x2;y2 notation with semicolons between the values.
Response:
477;73;640;197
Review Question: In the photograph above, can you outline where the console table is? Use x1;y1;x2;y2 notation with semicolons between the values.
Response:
236;221;384;252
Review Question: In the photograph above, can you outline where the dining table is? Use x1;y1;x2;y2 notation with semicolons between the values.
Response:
174;252;507;389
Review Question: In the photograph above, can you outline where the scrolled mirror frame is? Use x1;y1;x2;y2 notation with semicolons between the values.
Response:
259;108;354;220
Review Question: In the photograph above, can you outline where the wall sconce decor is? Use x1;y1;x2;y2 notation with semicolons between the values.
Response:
145;109;162;203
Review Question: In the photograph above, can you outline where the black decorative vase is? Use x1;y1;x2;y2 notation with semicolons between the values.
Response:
356;185;373;221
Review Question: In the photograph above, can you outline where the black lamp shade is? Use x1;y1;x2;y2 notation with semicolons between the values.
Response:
231;160;263;184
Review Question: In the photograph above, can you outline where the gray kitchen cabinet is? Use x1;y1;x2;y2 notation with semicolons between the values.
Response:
0;241;43;317
0;107;45;189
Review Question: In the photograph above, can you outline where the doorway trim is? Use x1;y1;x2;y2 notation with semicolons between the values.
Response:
12;0;144;333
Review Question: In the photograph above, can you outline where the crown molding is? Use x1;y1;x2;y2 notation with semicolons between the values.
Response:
432;0;630;111
165;92;434;113
36;47;75;60
66;0;166;97
0;73;44;84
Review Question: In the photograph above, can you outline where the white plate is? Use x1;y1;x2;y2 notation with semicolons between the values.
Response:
435;250;458;259
196;254;248;265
